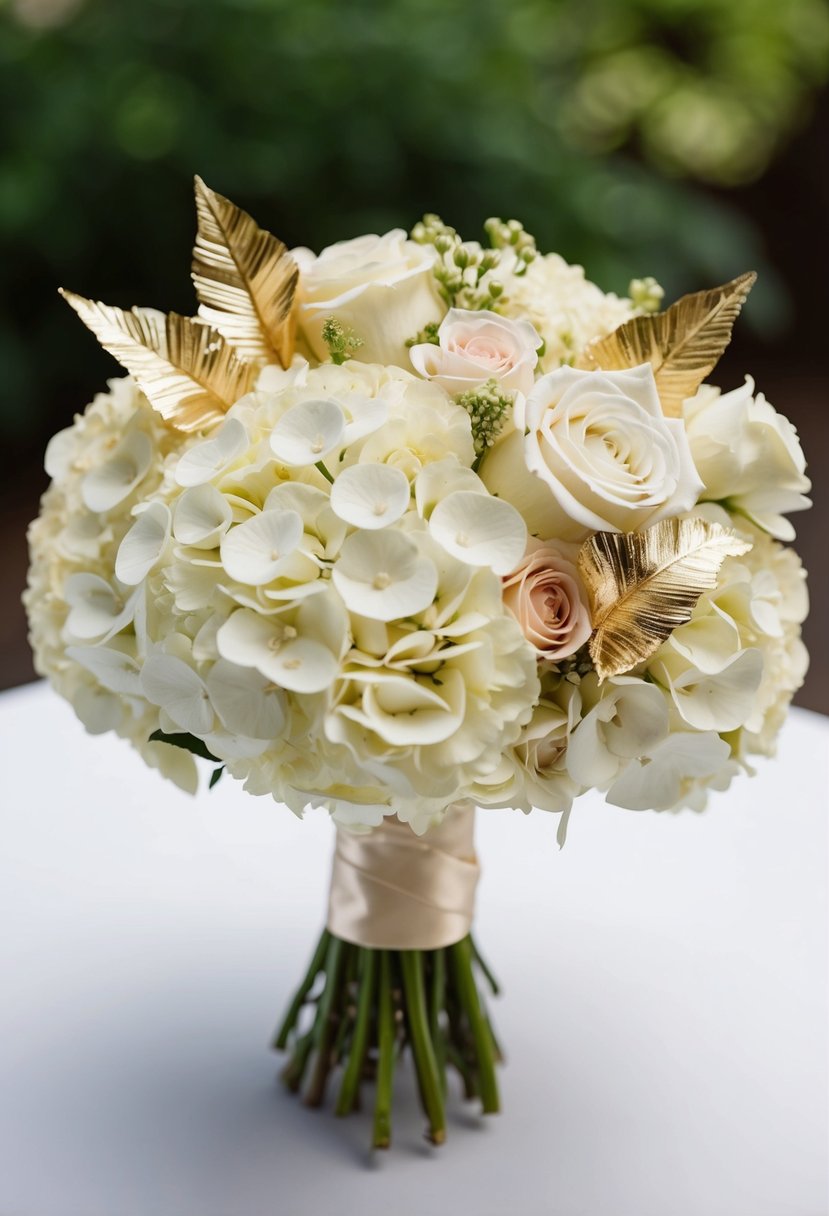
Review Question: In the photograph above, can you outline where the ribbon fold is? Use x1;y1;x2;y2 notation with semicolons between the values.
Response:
326;803;479;950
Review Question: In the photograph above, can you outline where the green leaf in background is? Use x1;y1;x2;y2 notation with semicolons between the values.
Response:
2;0;827;454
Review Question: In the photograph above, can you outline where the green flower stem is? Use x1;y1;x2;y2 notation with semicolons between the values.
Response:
470;934;501;996
273;928;330;1050
335;949;376;1117
373;950;396;1149
429;948;447;1094
331;944;359;1061
446;1041;478;1100
275;931;502;1146
485;1012;505;1064
281;1026;315;1093
304;936;345;1107
449;938;500;1114
400;950;446;1145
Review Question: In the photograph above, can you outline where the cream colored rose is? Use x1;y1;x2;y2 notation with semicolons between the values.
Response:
409;308;540;395
472;675;583;817
297;230;443;367
502;539;590;660
480;364;703;540
683;378;811;541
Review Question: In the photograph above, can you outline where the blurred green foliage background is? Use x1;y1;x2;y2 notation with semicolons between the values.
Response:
1;0;828;456
1;0;828;706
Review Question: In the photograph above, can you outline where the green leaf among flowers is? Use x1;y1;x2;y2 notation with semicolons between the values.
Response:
149;729;226;790
149;728;221;762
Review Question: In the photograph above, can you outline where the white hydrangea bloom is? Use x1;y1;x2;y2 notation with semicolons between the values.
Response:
26;378;200;793
28;366;540;831
497;252;636;370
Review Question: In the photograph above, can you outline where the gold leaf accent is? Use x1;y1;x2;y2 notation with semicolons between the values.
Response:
578;272;757;417
191;175;298;367
578;517;752;681
59;291;259;432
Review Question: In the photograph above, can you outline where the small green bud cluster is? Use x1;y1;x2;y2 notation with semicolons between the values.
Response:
411;214;504;311
405;321;441;348
484;217;538;277
321;315;364;365
628;276;665;314
455;378;514;460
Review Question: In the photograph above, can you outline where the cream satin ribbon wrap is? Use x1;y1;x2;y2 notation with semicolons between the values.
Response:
326;802;480;951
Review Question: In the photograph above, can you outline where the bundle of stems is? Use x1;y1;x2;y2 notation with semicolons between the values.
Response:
274;930;502;1147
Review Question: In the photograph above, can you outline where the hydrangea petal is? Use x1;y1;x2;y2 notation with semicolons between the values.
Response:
206;658;287;739
63;573;136;641
173;484;232;548
174;417;248;488
342;395;389;444
656;647;763;732
115;502;171;585
216;608;339;694
270;398;346;466
332;530;437;621
337;665;467;748
44;426;78;483
258;636;340;693
330;463;410;529
607;732;731;811
73;685;124;735
415;458;485;521
140;653;215;735
81;431;153;513
215;609;276;668
65;645;143;696
219;508;304;586
429;490;527;575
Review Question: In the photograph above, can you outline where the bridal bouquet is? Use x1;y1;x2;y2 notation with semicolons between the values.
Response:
26;180;810;1148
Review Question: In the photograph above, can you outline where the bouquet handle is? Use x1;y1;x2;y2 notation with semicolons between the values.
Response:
273;806;502;1147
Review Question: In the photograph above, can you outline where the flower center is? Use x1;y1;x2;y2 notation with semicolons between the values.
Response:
267;624;298;651
373;572;392;590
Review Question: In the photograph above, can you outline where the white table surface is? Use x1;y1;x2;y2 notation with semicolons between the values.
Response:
0;681;826;1216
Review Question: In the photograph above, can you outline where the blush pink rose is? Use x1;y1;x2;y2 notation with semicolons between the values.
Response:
409;308;540;396
502;540;591;661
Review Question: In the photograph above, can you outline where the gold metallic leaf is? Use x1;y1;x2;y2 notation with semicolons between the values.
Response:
578;272;757;417
578;517;752;681
192;176;298;367
59;291;259;432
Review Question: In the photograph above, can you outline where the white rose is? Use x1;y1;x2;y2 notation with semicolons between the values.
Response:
480;364;703;540
683;378;811;541
297;230;444;367
409;308;540;395
471;677;583;817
